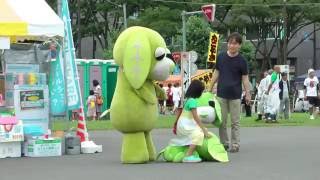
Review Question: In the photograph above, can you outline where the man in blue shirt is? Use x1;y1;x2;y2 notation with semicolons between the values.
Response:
210;32;251;153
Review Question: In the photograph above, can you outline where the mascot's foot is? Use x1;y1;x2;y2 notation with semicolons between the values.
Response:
145;131;156;161
121;132;150;163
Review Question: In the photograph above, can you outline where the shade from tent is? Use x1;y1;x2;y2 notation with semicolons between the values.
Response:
0;0;64;38
295;69;320;83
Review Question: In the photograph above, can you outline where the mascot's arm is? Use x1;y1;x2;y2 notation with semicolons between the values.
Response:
154;82;167;100
134;83;158;105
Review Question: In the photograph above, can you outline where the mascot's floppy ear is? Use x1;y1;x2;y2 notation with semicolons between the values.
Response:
122;33;151;89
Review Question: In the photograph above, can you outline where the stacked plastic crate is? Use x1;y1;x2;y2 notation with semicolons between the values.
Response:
0;110;24;158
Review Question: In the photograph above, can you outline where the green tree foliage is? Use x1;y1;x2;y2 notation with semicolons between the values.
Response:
129;6;181;39
230;0;320;70
48;0;153;58
47;0;320;75
186;16;212;69
240;41;255;71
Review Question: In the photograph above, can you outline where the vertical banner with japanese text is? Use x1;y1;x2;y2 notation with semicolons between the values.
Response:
207;32;219;63
49;45;66;115
61;0;81;110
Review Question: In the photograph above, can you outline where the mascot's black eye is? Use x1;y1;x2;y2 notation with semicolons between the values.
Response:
209;100;215;108
155;47;166;61
156;54;165;61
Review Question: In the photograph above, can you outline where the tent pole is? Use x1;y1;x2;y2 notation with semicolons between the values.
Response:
57;0;62;16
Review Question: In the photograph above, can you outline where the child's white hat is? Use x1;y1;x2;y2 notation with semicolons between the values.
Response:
308;68;315;75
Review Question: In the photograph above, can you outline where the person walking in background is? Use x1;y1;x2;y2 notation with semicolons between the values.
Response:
172;83;182;114
265;66;281;123
304;69;319;120
256;71;271;121
166;83;174;111
86;90;96;121
279;73;290;120
93;79;103;119
209;32;251;153
158;84;167;114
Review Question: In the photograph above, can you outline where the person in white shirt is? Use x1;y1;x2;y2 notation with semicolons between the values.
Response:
171;83;182;114
256;70;271;121
304;68;319;120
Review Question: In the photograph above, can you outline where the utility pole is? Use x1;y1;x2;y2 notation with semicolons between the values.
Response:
313;23;317;69
181;10;203;51
106;1;127;29
57;0;62;16
283;0;288;65
77;0;81;58
182;11;186;51
92;36;96;59
123;3;127;29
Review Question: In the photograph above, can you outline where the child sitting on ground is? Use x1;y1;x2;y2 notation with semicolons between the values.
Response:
170;80;211;163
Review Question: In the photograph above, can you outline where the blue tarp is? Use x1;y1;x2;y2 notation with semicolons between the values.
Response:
295;70;320;83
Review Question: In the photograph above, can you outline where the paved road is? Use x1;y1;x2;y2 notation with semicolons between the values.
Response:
0;127;319;180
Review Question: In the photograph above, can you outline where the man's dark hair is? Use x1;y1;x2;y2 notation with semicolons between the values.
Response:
281;72;287;77
93;79;100;86
227;32;242;44
89;90;94;95
185;80;205;98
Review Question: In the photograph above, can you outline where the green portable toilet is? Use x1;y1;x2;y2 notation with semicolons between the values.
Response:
76;60;90;109
104;63;118;110
76;59;118;118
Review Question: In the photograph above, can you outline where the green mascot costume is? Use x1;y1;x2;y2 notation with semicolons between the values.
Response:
111;26;175;163
158;92;229;163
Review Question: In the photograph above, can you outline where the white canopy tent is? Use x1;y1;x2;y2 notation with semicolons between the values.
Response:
0;0;64;42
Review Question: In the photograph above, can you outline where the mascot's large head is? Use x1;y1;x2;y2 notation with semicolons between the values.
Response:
113;26;175;88
196;92;222;127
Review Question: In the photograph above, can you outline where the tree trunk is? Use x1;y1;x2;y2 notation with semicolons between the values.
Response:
278;40;284;65
261;38;270;69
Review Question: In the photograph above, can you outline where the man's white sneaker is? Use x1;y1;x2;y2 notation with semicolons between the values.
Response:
310;115;315;120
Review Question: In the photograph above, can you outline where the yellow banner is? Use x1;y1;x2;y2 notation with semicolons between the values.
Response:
192;70;213;90
207;32;219;63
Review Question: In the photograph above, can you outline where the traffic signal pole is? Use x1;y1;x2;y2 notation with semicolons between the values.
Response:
181;10;203;51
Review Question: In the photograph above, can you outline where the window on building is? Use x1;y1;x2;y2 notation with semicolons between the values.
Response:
246;23;278;40
266;23;277;39
271;58;277;67
246;26;259;40
222;27;245;42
